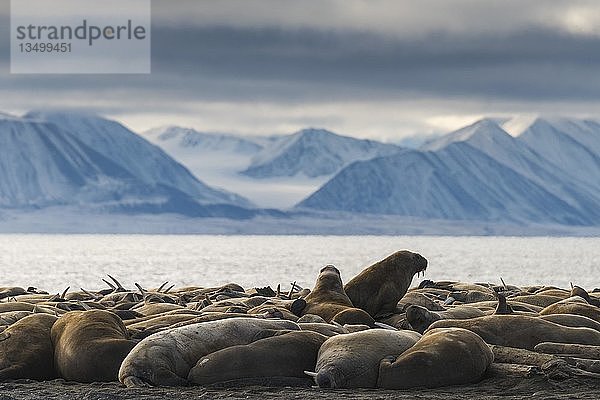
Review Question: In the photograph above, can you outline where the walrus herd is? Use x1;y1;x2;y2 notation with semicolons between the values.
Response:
1;249;600;390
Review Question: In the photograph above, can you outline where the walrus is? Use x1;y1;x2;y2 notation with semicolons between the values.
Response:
119;317;299;387
344;250;427;317
299;265;354;322
406;305;485;333
330;308;375;327
540;314;600;332
377;327;493;389
309;329;421;388
0;314;58;380
188;330;328;385
427;315;600;350
51;310;137;382
540;297;600;322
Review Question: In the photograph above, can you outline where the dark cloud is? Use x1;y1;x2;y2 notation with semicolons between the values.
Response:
2;0;600;136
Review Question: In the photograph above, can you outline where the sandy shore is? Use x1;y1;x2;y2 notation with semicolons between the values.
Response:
1;374;599;400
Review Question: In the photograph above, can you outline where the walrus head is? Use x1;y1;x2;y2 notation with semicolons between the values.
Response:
406;305;440;333
320;265;341;274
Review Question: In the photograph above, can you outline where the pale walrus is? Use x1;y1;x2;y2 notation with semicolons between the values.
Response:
119;317;299;387
299;265;354;322
309;329;421;388
188;330;328;385
427;315;600;350
344;250;428;317
377;327;493;389
51;310;137;382
0;314;58;381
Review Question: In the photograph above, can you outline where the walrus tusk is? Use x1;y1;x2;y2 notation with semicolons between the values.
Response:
107;274;125;290
286;281;297;299
500;277;508;290
135;283;146;296
80;288;101;301
304;370;317;378
444;296;456;305
330;320;344;328
60;287;70;299
77;301;92;311
164;285;175;294
157;281;169;292
374;322;398;330
276;284;281;298
102;279;116;291
570;282;574;290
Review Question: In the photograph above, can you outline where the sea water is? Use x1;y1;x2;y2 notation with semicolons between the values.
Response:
0;235;598;293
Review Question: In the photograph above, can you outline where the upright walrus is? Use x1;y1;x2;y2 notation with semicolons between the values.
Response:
345;250;428;317
299;265;356;322
119;317;299;387
188;330;328;385
377;328;493;389
0;314;58;381
51;310;137;382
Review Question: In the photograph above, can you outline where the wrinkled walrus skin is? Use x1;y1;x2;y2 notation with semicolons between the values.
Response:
51;310;136;382
0;314;58;381
119;317;299;387
312;329;421;388
188;330;328;385
345;251;428;318
427;315;600;350
301;265;354;322
378;327;493;389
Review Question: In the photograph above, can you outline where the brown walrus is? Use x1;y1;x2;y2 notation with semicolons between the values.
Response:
0;314;58;380
427;315;600;350
299;265;354;322
344;251;428;317
51;310;137;382
377;327;493;389
406;305;485;333
188;330;328;385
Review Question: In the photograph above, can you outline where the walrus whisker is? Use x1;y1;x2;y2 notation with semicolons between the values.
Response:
374;322;398;330
107;274;125;290
102;278;116;291
157;281;169;292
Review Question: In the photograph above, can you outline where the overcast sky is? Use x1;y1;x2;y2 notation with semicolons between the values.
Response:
3;0;600;140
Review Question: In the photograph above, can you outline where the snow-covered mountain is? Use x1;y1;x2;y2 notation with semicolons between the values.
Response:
241;128;402;178
298;118;599;225
145;126;265;155
25;111;251;207
144;126;401;208
0;112;259;218
516;117;600;192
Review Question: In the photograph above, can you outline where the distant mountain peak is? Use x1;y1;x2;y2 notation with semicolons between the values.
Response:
241;127;401;179
422;118;512;151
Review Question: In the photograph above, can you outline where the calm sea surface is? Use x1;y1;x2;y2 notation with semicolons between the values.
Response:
0;235;598;293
